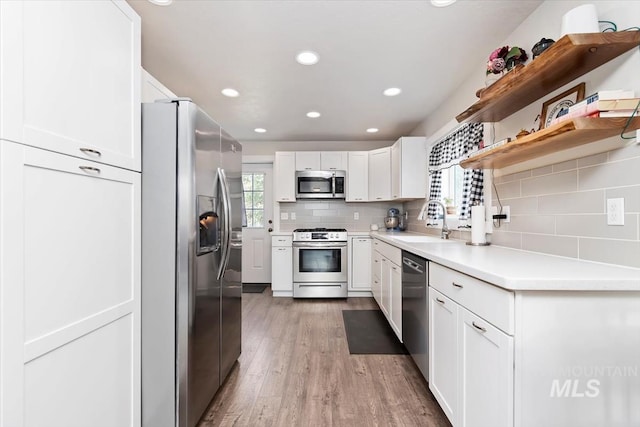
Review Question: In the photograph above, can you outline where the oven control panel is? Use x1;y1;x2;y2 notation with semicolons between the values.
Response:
293;228;348;242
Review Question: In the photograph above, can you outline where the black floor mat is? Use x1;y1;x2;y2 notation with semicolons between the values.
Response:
242;284;267;293
342;309;408;355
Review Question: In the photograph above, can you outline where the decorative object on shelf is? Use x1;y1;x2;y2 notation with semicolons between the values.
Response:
516;129;531;139
532;38;555;59
504;46;528;70
539;82;586;129
485;45;528;87
561;4;599;36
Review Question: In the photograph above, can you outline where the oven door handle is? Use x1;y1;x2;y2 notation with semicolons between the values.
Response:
293;241;347;248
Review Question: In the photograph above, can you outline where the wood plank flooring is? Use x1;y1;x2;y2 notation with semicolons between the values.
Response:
199;288;451;427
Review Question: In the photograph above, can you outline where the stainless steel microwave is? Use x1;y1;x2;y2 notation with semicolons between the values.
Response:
296;170;346;199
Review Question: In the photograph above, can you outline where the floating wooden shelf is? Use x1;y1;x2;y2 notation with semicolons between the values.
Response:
460;117;640;170
456;32;640;124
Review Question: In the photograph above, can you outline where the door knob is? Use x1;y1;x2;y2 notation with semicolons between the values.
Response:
268;219;273;224
268;228;273;232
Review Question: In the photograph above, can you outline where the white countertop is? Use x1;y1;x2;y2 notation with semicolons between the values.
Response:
371;232;640;291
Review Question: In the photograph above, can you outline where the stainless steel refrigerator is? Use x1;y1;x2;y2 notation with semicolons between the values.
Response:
141;99;242;427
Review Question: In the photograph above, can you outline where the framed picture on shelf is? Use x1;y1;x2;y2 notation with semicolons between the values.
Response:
539;82;586;129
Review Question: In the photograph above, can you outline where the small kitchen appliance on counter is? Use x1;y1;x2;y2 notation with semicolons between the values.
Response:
384;208;407;231
292;228;348;298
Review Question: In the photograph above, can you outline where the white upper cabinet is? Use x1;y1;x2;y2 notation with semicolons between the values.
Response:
320;151;347;170
274;152;296;202
346;151;368;201
295;152;321;170
0;0;141;171
295;151;347;171
369;147;391;201
391;137;427;200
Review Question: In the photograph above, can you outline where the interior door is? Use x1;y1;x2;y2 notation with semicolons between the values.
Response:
241;163;273;283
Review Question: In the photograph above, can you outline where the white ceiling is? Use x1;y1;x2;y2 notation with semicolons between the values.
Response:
127;0;543;143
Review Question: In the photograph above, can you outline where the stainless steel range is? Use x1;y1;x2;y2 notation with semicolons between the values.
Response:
292;228;348;298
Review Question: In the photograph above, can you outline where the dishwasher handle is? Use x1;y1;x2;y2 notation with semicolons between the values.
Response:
402;257;424;274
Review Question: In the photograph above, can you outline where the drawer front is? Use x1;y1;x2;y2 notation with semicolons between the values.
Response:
430;263;514;335
373;239;402;266
272;235;292;247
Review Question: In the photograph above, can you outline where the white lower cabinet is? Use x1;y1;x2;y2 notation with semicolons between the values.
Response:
459;308;514;427
349;236;372;291
429;263;514;427
271;235;293;296
429;288;459;425
372;238;402;341
0;142;141;427
372;250;382;305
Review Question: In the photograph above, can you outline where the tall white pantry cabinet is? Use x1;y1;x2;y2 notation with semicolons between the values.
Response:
0;2;142;427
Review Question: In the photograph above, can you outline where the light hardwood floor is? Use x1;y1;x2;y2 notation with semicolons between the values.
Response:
199;288;451;427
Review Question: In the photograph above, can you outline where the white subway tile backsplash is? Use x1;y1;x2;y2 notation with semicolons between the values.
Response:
501;196;537;215
579;238;640;269
577;153;608;168
507;215;556;234
552;160;577;173
531;165;553;177
556;214;638;240
578;157;640;191
605;186;640;213
489;231;522;249
494;181;521;199
607;142;640;162
522;234;578;258
467;145;640;268
522;171;577;196
537;190;604;214
494;170;532;184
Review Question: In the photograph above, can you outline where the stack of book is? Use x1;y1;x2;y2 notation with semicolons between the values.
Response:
550;90;639;126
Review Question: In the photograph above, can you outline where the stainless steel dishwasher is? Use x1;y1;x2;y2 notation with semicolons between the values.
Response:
402;251;428;379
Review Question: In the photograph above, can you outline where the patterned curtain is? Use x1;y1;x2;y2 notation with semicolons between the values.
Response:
428;123;484;220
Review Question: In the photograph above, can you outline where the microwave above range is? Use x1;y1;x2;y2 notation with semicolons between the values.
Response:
296;170;346;199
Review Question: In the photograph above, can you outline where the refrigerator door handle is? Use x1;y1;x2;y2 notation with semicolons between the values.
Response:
217;167;232;281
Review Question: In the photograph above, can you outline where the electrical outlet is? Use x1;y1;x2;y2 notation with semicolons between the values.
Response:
280;212;289;220
607;198;624;226
354;212;359;220
290;212;296;220
503;206;511;223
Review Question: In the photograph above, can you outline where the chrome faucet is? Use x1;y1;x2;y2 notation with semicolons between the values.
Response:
427;200;450;240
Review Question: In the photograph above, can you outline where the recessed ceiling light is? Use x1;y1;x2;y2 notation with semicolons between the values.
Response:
430;0;456;7
296;51;319;65
221;88;239;98
148;0;173;5
383;87;402;97
306;111;321;118
366;128;379;133
254;128;267;133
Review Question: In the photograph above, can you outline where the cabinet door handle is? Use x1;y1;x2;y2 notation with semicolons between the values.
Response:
79;166;101;174
452;282;463;289
79;148;101;156
436;297;445;304
472;321;486;333
277;248;287;251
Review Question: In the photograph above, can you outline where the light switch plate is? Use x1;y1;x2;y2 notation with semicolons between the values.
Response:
291;212;296;220
354;212;359;220
280;212;289;220
607;198;624;226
